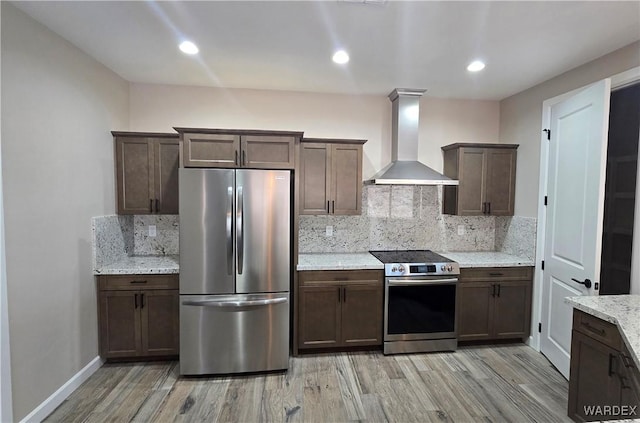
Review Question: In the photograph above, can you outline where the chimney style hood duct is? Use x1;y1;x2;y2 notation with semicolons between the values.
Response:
367;89;459;185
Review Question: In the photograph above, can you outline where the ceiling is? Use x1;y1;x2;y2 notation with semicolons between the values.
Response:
11;1;640;100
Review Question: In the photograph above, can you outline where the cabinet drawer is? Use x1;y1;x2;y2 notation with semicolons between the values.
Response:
99;274;179;291
299;270;382;286
459;266;532;282
573;309;621;350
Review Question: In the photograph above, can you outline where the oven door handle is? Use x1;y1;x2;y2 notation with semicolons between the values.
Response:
387;278;458;286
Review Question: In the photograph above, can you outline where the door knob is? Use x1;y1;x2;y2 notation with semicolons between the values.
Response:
571;278;592;289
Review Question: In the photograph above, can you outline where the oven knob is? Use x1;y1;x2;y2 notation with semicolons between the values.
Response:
440;265;446;271
397;265;406;274
446;265;453;272
391;266;397;272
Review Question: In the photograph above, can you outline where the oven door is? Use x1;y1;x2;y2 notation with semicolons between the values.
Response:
384;276;458;341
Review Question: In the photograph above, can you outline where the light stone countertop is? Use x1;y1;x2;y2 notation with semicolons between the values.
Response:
438;251;535;268
94;255;179;275
297;253;384;271
565;295;640;370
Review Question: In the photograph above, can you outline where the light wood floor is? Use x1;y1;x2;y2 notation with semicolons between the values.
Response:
44;344;571;422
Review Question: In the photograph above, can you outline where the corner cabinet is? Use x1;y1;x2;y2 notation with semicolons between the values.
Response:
297;270;383;351
457;266;533;341
568;310;640;422
113;132;180;215
299;138;366;215
176;128;302;169
442;143;518;216
98;274;179;360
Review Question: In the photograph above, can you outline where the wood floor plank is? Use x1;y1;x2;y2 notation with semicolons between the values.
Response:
44;344;572;423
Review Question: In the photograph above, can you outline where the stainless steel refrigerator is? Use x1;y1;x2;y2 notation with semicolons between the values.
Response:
179;168;291;375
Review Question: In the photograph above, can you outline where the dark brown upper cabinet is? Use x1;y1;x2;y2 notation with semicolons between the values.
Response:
442;143;518;216
113;132;179;215
300;138;366;215
176;128;302;169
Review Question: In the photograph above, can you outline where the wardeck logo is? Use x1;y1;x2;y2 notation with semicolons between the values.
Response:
583;405;637;417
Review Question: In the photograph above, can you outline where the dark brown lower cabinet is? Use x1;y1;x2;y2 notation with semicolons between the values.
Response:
568;310;640;422
98;274;179;360
297;270;383;352
457;267;533;341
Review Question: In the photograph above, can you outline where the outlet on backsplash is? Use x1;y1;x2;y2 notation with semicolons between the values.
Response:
457;225;465;236
325;226;333;237
148;225;157;237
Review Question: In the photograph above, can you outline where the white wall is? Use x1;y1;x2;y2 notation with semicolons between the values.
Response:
1;4;129;420
500;41;640;218
128;84;500;178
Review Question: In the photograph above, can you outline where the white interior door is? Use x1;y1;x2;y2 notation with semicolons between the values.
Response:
540;79;611;379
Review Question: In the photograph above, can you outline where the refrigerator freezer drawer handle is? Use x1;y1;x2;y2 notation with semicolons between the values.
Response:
182;298;287;308
226;186;233;275
237;186;244;275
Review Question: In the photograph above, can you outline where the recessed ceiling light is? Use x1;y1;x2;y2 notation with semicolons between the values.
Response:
332;50;350;64
467;60;485;72
179;41;199;55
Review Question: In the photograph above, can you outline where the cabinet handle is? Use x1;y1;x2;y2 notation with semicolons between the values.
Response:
155;199;159;213
140;293;145;309
337;288;341;303
332;200;335;214
489;272;504;277
327;200;330;214
242;150;246;166
620;375;632;390
343;287;347;303
487;202;491;214
235;150;239;166
134;293;138;309
482;202;486;214
491;284;496;297
581;321;606;337
496;284;501;297
621;353;635;368
129;280;147;284
608;353;616;376
149;199;153;213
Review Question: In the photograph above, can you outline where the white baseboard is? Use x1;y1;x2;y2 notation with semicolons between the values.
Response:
20;356;104;423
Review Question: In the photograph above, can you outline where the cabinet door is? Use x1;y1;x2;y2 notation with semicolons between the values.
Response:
492;281;531;338
140;289;179;356
298;285;341;349
457;147;487;215
183;133;240;168
457;282;494;341
331;144;363;215
154;139;180;214
300;143;330;215
115;138;154;214
99;291;142;358
485;148;517;216
568;330;622;421
341;283;383;346
241;135;295;169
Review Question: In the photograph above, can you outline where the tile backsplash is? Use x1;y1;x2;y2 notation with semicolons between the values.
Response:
299;185;535;257
93;185;536;269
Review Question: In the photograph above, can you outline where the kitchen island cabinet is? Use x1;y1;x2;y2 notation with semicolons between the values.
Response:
98;274;179;360
442;143;518;216
457;266;533;341
113;132;180;214
299;138;366;215
176;128;302;169
565;296;640;421
297;269;383;353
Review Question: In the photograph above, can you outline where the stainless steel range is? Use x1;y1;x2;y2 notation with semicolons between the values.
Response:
369;250;460;355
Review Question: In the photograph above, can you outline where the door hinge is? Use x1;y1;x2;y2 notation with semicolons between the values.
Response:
544;196;548;206
543;128;551;140
541;260;545;270
538;322;542;333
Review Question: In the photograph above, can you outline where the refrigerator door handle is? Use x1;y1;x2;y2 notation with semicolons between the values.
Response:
237;186;244;275
182;297;287;308
226;186;233;275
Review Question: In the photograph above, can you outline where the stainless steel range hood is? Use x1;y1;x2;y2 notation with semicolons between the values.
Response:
367;89;458;185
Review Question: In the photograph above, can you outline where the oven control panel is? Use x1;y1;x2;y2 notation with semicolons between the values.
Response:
385;262;460;277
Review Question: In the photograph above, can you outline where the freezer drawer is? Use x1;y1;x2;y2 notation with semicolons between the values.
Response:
179;293;290;375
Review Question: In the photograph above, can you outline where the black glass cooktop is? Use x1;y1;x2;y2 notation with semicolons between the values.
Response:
369;250;454;264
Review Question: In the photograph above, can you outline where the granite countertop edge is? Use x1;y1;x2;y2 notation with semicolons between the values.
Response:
93;255;180;275
565;295;640;370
